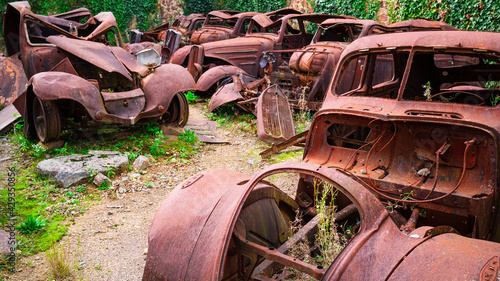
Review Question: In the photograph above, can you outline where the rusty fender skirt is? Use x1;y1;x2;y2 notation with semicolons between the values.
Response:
196;65;247;92
136;64;195;120
143;162;404;280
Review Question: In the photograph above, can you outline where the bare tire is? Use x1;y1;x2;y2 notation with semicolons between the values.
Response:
32;96;61;143
163;93;189;127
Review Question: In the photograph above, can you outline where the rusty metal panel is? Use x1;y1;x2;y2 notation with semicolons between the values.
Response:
184;119;229;143
46;36;132;80
0;55;28;107
256;85;296;143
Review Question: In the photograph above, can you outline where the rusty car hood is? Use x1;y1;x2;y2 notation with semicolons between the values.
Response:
191;27;232;44
202;35;276;70
46;36;133;80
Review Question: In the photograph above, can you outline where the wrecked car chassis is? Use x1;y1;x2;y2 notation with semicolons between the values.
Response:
144;162;500;280
144;30;500;280
3;2;195;143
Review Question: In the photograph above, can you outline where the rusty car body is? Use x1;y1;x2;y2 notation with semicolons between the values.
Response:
190;11;261;44
208;18;456;143
308;30;500;242
143;30;500;280
3;1;195;143
171;14;350;91
209;18;457;114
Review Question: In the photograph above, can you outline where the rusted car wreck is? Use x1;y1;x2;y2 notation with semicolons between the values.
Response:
143;30;500;280
3;2;195;143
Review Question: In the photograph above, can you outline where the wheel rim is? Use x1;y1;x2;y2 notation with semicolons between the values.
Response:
164;93;189;127
32;97;61;143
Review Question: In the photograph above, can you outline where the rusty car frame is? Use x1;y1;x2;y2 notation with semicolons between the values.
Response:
171;14;350;90
3;1;195;143
208;18;456;143
189;11;261;45
143;29;500;280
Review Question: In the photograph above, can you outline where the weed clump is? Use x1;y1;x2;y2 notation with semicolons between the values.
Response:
45;242;72;280
17;215;47;235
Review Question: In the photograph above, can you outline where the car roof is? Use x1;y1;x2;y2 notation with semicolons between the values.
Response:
341;30;500;55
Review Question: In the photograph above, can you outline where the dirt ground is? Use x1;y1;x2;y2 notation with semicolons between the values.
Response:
5;103;303;281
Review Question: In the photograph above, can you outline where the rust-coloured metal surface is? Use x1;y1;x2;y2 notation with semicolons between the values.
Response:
0;55;28;107
190;11;261;44
3;1;195;142
256;85;296;143
144;162;500;280
305;30;500;241
184;119;229;143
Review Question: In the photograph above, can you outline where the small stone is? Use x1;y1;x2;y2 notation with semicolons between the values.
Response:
417;168;430;177
360;169;367;174
118;187;125;194
93;173;111;187
143;248;148;255
133;156;150;172
40;140;65;151
130;173;141;180
108;211;114;215
35;256;41;260
70;211;77;216
161;125;184;136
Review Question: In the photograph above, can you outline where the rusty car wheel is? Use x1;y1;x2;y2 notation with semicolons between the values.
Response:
32;97;61;143
163;92;189;127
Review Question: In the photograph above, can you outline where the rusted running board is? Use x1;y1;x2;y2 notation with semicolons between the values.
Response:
252;204;358;279
260;130;309;159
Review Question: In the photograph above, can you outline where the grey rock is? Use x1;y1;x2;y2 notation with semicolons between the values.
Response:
37;150;128;188
0;229;12;255
133;156;150;172
93;173;110;187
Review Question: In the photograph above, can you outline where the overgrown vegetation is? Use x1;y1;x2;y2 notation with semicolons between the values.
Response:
45;241;73;280
314;0;380;20
17;215;47;235
387;0;500;31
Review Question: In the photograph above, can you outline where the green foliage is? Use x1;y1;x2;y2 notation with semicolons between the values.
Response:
179;129;198;144
18;215;47;235
50;142;69;156
313;0;380;20
184;91;199;104
97;181;110;190
182;0;213;15
213;0;287;13
387;0;500;31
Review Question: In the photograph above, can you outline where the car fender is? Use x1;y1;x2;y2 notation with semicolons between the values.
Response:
24;71;106;120
170;45;203;65
136;64;195;120
197;65;247;92
143;162;393;280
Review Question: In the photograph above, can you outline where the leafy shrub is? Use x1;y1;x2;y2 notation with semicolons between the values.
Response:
184;91;199;104
179;129;198;144
313;0;380;20
18;215;47;235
